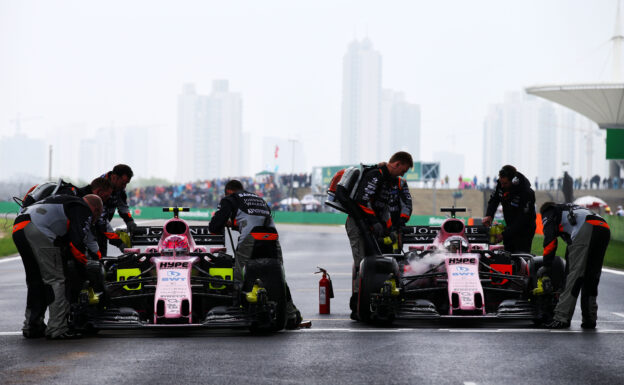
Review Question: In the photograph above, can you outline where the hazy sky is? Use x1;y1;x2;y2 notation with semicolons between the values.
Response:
0;0;619;179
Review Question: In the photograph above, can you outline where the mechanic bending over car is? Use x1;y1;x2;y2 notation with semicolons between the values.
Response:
77;177;129;254
538;202;611;329
482;165;536;253
12;194;103;340
208;179;302;328
346;151;413;319
91;164;137;257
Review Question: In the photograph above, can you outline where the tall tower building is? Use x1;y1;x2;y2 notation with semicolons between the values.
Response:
380;90;421;161
341;38;382;164
176;81;243;182
482;91;607;185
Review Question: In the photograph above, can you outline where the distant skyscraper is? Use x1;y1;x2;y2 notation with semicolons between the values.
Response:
380;90;421;161
434;151;465;184
0;134;46;180
341;38;382;164
482;92;607;185
176;81;243;182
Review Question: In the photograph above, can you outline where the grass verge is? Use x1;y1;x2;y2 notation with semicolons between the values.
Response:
531;235;624;270
0;218;17;258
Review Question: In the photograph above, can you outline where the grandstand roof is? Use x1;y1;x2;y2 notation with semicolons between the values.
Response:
526;83;624;129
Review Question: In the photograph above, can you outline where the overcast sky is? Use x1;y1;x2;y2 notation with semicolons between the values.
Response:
0;0;619;179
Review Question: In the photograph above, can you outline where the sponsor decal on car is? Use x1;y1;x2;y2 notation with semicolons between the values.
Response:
452;266;475;276
448;257;476;265
159;261;189;269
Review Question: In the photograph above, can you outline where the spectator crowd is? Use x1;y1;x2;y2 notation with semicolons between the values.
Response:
127;173;312;210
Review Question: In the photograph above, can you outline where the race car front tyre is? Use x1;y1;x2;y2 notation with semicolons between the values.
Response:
244;258;287;332
357;256;399;325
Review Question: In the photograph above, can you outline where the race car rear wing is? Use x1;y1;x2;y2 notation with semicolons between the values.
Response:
130;226;225;246
402;225;490;244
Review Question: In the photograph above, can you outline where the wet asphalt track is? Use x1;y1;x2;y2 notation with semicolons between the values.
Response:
1;221;624;385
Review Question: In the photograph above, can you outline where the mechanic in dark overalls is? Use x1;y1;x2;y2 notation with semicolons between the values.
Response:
12;195;102;339
89;164;137;257
77;176;129;254
539;202;611;329
346;151;413;318
208;179;301;328
482;165;536;253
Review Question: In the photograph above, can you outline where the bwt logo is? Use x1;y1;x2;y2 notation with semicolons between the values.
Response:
162;271;185;282
456;266;470;272
160;262;189;269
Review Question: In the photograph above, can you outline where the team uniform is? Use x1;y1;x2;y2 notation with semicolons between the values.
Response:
542;204;611;327
12;195;98;338
346;165;412;315
208;190;300;324
485;172;536;252
346;165;412;265
84;172;136;256
209;191;278;279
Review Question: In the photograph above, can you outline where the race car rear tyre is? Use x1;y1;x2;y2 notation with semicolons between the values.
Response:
244;258;287;333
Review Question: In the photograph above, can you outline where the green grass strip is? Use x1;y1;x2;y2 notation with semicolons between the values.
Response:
531;235;624;270
0;218;17;257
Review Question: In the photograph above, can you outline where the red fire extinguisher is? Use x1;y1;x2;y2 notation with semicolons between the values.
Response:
316;267;334;314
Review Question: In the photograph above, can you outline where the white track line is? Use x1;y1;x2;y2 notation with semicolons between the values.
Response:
1;328;623;336
0;256;19;264
291;328;624;333
603;268;624;276
613;312;624;319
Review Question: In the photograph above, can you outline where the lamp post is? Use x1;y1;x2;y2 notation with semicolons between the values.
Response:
288;139;297;210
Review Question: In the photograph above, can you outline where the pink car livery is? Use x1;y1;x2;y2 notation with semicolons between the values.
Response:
75;207;289;333
354;207;564;324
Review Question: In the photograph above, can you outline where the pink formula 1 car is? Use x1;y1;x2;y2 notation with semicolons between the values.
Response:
354;207;564;325
73;207;289;333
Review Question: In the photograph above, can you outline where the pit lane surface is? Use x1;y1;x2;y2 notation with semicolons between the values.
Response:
1;221;624;385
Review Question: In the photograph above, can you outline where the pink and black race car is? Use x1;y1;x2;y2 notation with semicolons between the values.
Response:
73;207;289;333
354;207;564;325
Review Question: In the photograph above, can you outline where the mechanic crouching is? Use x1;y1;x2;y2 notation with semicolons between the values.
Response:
12;194;103;339
208;179;302;329
539;202;611;329
482;165;536;253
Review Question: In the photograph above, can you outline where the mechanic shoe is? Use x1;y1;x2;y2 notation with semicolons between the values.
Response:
581;321;597;329
350;311;359;321
544;320;570;329
46;330;83;340
22;325;46;339
285;309;303;330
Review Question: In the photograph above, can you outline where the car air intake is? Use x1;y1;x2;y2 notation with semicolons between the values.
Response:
451;293;459;308
443;220;464;234
474;293;483;309
156;300;165;316
165;221;188;235
181;299;190;316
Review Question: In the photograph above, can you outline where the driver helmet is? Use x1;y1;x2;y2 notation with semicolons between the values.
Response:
443;235;469;253
162;234;190;252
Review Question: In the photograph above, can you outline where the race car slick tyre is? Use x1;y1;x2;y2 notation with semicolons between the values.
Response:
357;256;398;325
244;258;287;333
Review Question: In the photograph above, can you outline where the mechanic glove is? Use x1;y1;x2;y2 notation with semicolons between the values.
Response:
371;222;385;238
126;220;138;234
109;238;127;253
536;266;551;278
115;230;132;248
532;266;553;296
488;224;504;244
